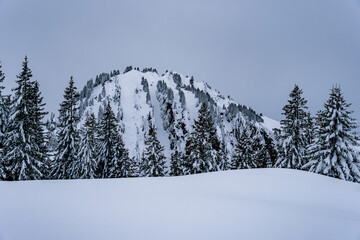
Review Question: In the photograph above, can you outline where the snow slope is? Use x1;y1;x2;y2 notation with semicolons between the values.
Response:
0;169;359;240
261;115;281;131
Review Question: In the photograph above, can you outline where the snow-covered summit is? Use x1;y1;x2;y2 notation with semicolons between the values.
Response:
76;68;277;161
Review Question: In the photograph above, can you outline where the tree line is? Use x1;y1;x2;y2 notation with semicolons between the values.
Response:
0;57;359;182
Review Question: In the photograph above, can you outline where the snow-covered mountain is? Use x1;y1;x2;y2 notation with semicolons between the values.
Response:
75;68;279;161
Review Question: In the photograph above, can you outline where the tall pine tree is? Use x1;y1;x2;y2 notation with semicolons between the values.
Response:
110;133;136;178
276;85;309;169
0;62;9;179
52;76;80;179
30;81;49;177
303;86;360;182
97;102;135;178
73;113;98;179
140;114;167;177
0;62;8;150
232;128;253;169
184;102;221;174
170;145;184;176
4;56;47;180
261;128;278;168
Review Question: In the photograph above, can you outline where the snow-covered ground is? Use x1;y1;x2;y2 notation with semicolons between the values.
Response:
0;169;359;240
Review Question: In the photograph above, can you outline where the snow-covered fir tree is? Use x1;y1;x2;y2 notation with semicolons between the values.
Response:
0;62;8;151
31;81;49;176
52;76;80;179
110;133;137;178
97;102;119;178
97;102;135;178
231;122;273;169
170;145;184;176
73;113;98;179
303;86;360;182
184;102;222;174
260;128;278;168
4;56;47;180
140;114;167;177
231;127;257;169
0;62;9;179
168;110;188;176
276;85;309;169
304;112;314;146
215;141;229;171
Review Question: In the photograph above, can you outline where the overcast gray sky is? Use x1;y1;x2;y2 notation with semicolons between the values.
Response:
1;0;360;122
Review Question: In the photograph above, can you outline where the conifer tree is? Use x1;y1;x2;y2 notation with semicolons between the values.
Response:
97;102;135;178
170;145;184;176
249;125;266;167
0;62;8;151
30;81;49;176
0;62;9;179
110;134;137;178
140;114;167;177
168;110;188;176
4;56;47;180
304;112;314;146
97;102;118;178
250;125;276;168
52;76;80;179
73;113;98;179
303;86;360;182
231;128;257;169
261;129;278;168
184;102;220;174
276;85;309;169
215;141;229;171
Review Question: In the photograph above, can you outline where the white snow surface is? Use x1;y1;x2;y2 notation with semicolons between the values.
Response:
1;169;359;240
261;115;281;131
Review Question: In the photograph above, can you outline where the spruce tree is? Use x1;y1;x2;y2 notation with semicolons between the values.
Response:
0;62;8;151
52;76;80;179
170;146;184;176
31;81;49;177
276;85;309;169
4;56;47;180
97;102;135;178
215;141;229;171
261;129;278;168
169;110;188;176
249;124;266;168
97;102;118;178
303;86;360;182
73;113;98;179
231;128;257;169
140;114;167;177
109;134;137;178
304;112;314;146
184;102;221;174
0;62;9;179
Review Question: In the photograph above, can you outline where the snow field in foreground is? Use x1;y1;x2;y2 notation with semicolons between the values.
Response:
0;169;359;240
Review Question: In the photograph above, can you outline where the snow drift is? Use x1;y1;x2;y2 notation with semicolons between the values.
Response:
0;169;359;240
